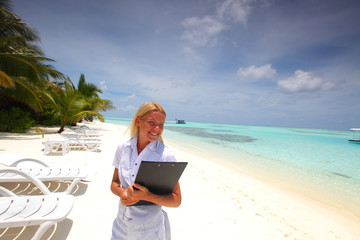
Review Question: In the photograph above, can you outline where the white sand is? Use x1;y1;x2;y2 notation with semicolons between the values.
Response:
0;121;359;240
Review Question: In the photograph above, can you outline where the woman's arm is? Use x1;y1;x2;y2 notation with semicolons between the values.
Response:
128;182;182;208
111;168;139;206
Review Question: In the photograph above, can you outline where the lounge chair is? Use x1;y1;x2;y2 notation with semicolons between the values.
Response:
68;138;102;151
73;126;102;137
42;137;69;155
61;128;102;139
70;125;91;131
83;129;102;138
0;158;88;194
60;133;101;152
0;184;74;240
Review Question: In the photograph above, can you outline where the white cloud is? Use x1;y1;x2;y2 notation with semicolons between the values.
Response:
321;81;336;91
99;80;107;91
237;64;277;80
216;0;252;25
278;70;335;93
111;57;126;63
171;78;195;88
181;0;253;46
119;93;137;102
181;16;226;46
117;105;138;112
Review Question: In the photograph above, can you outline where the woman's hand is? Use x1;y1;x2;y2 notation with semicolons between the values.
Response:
119;188;139;206
111;168;139;206
111;168;182;207
129;182;182;207
128;183;150;201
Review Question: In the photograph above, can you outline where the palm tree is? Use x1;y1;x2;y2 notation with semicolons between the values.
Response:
0;1;113;133
76;73;116;121
85;97;116;121
77;73;102;98
0;0;65;112
93;98;116;112
45;78;104;133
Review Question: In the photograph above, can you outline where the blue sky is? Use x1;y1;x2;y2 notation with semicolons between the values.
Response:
13;0;360;130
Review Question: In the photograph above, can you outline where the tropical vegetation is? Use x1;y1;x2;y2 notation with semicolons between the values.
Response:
0;0;115;133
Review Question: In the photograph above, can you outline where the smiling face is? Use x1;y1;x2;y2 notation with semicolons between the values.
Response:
136;110;166;145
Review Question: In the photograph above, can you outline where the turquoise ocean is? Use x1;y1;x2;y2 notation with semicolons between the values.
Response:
105;117;360;216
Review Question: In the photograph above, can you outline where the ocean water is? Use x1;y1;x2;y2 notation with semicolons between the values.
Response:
106;117;360;215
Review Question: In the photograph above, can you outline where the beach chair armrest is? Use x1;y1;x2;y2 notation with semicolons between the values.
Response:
9;158;50;167
0;186;17;197
64;178;81;194
0;169;51;195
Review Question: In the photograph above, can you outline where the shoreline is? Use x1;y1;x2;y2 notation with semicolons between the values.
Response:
164;134;360;239
164;128;360;219
0;121;359;239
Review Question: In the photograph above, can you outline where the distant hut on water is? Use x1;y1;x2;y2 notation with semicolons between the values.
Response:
175;119;186;124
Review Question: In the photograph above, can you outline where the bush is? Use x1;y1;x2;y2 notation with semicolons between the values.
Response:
0;107;36;133
33;103;60;126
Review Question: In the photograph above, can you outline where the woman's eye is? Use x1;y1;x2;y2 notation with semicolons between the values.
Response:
147;121;163;128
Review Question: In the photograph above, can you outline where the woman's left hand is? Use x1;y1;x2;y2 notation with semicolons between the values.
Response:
128;183;150;201
128;182;182;207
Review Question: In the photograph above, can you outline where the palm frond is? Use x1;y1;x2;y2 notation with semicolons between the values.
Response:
0;1;40;42
0;52;40;80
77;73;102;98
75;110;105;122
0;69;14;88
0;76;43;111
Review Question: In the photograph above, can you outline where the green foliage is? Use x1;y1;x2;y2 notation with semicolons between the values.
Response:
0;2;114;133
32;103;59;126
0;106;35;133
44;78;105;132
0;0;65;111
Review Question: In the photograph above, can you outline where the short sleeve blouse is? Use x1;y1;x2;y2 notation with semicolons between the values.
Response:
113;136;177;189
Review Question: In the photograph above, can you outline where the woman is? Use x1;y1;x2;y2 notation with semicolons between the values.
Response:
111;101;182;240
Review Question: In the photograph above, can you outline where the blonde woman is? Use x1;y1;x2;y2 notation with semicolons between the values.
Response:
111;101;182;240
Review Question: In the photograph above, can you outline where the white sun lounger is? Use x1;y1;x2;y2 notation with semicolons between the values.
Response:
0;158;88;194
68;138;102;152
61;129;102;139
60;130;102;152
0;185;74;240
83;129;102;138
42;137;70;155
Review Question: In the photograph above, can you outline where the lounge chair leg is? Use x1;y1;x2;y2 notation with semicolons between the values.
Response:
65;178;81;194
32;221;56;240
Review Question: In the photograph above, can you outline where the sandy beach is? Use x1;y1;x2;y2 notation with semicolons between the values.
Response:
0;121;360;240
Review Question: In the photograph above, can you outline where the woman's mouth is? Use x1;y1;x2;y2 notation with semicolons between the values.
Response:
149;131;158;137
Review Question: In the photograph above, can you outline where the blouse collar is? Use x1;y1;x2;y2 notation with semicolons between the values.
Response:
128;135;160;151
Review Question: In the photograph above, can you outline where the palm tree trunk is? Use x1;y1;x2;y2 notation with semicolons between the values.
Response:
58;119;65;133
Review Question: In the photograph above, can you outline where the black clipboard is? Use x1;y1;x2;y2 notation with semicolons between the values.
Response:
135;161;188;195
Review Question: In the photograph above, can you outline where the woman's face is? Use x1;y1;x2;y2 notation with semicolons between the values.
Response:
136;111;166;144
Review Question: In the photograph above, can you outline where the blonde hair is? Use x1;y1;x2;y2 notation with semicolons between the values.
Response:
129;101;167;143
